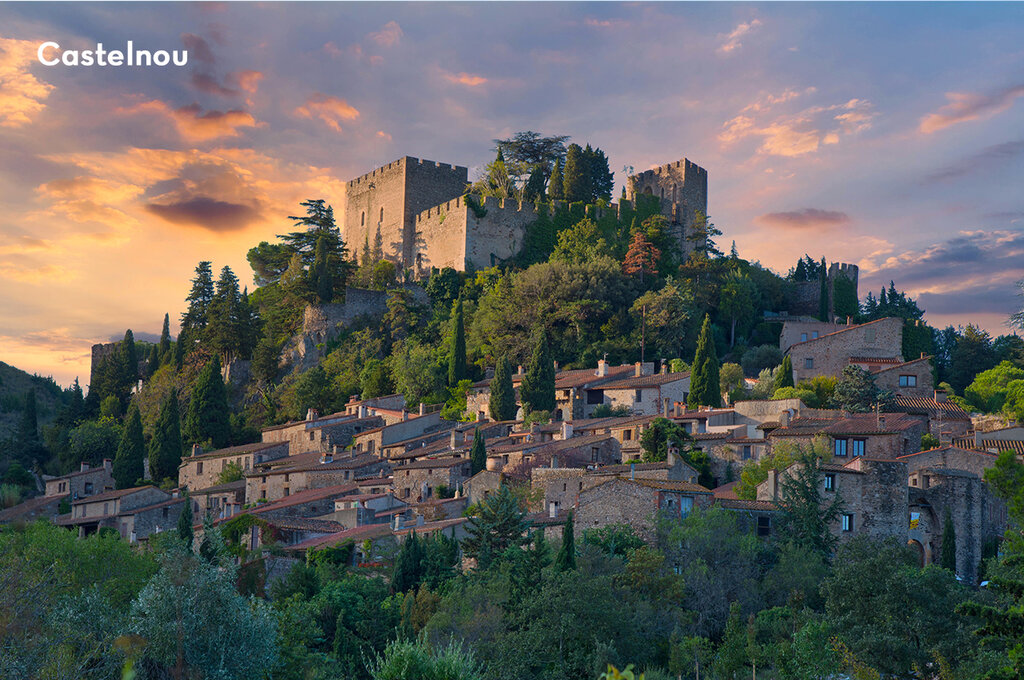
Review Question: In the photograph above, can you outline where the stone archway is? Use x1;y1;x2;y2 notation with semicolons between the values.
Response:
908;539;925;567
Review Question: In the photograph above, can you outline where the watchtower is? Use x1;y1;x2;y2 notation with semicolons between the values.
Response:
625;158;708;252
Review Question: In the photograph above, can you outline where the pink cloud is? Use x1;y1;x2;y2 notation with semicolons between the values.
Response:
718;19;762;54
919;84;1024;134
293;93;360;132
443;71;488;87
368;21;403;47
0;38;55;127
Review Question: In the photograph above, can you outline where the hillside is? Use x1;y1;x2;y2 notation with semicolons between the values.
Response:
0;361;66;442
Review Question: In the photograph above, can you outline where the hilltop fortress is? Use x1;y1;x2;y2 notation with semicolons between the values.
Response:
343;155;709;274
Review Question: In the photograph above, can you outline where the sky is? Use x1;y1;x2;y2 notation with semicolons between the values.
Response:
1;2;1023;388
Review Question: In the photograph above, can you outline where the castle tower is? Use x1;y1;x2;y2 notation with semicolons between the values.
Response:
625;158;708;253
344;156;468;270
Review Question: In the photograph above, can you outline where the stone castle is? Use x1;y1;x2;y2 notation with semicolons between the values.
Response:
343;155;709;274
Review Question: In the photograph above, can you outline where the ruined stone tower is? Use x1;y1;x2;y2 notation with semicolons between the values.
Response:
624;158;708;254
343;156;468;269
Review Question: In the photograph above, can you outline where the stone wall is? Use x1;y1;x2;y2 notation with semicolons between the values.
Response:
788;317;904;383
837;458;909;543
780;319;852;353
625;158;708;254
873;358;934;398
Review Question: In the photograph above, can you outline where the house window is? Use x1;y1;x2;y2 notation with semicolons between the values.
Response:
283;488;290;497
756;515;771;537
742;446;751;460
403;488;410;498
804;358;814;370
309;432;314;441
899;375;917;387
800;332;808;342
812;331;819;339
865;328;876;344
84;482;93;495
196;462;203;475
851;439;865;457
260;489;267;500
587;390;603;405
842;514;854;532
163;507;169;519
623;430;632;441
834;439;847;457
563;483;567;492
634;389;643;403
680;496;694;516
824;473;835;491
103;502;109;515
591;447;599;462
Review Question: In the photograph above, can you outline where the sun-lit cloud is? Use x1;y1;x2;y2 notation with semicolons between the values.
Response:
442;70;488;87
293;93;360;132
117;99;257;141
376;130;392;141
756;208;851;229
0;38;55;127
368;21;403;47
718;19;762;54
720;95;874;157
919;84;1024;134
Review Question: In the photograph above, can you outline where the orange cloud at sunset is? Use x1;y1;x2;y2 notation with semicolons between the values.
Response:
919;84;1024;134
118;100;258;141
0;38;55;127
293;93;360;132
443;71;488;87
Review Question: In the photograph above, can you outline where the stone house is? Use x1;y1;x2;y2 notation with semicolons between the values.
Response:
586;369;691;419
575;477;714;541
44;460;114;500
486;434;621;477
246;452;388;503
858;356;934;398
58;485;184;541
572;415;658;459
757;457;909;545
342;393;408;420
892;393;972;441
766;412;924;460
954;426;1024;455
178;441;289;491
246;483;359;521
393;456;473;502
189;479;246;520
715;498;777;538
0;494;65;525
786;317;904;384
351;411;446;455
779;318;853;353
261;410;384;455
462;469;503;506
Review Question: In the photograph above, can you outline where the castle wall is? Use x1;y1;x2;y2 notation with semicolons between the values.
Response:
344;158;408;266
415;197;469;271
625;158;708;252
465;196;536;269
404;158;468;265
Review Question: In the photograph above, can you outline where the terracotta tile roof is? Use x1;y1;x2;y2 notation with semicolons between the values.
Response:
692;432;729;441
867;357;932;374
823;412;920;435
574;415;657;431
897;446;996;460
183;441;287;462
954;438;1024;455
391;439;468;461
392;517;468;537
594;372;690;390
266;517;345;533
400;456;471;470
51;465;113;480
248;484;358;514
260;411;360;433
716;498;777;512
120;497;185;515
620;477;713;494
287;523;393;551
255;452;383;474
849;356;903;365
525;510;572;526
72;485;160;505
891;396;970;420
190;479;247;495
712;481;739;499
0;494;63;522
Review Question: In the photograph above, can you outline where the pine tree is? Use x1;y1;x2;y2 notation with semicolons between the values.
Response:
158;313;171;361
462;485;528;566
555;510;576;571
688;315;721;408
818;258;830;321
178;489;194;547
562;143;586;202
206;266;246;362
181;261;215;337
146;344;159;378
548;158;564;200
586;146;614;201
520;332;555;414
622;231;661;284
775;355;795;391
184;356;231;449
447;298;467;387
940;510;956;572
392;531;425;593
489;356;517;421
113;403;146;489
149;389;183;483
470;428;487;475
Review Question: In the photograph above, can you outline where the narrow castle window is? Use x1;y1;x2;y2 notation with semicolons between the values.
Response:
361;211;365;226
380;207;384;222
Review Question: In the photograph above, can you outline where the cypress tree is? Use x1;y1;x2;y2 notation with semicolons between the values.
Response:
489;355;517;421
309;232;334;303
158;313;171;360
562;143;586;203
520;332;555;414
177;489;194;547
149;388;183;483
775;355;795;391
941;510;957;572
147;344;159;378
447;297;467;387
173;331;187;370
818;258;829;321
555;510;576;571
184;355;231;449
548;158;564;200
119;329;138;404
113;403;145;489
392;531;424;593
470;427;487;475
688;315;722;408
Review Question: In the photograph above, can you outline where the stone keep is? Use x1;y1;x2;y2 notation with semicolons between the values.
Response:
625;158;708;254
344;156;468;270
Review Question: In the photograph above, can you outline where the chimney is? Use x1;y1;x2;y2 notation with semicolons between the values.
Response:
321;452;334;464
191;443;202;458
450;430;459;448
780;410;792;427
660;360;668;375
766;469;778;500
142;458;151;481
307;408;319;421
80;462;89;472
920;352;926;359
358;405;368;419
596;359;608;377
419;403;427;416
553;360;559;372
934;390;947;403
847;316;852;325
416;514;425;527
662;398;670;418
530;422;540;434
103;458;112;471
634;362;642;377
402;410;409;422
561;421;573;440
392;514;402;531
549;502;558;518
517;364;524;375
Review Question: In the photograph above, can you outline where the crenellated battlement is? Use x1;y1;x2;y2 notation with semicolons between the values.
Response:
631;158;708;182
414;195;636;224
346;156;468;187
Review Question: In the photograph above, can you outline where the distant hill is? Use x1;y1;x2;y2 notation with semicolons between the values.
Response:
0;361;67;442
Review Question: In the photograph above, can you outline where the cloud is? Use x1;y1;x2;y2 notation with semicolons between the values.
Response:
146;196;261;232
0;234;52;255
720;95;874;157
0;261;74;284
718;19;762;54
443;71;488;87
584;18;627;29
231;70;263;94
925;140;1024;183
919;84;1024;134
756;208;851;229
0;38;55;127
376;130;392;141
293;93;360;132
191;72;237;97
181;33;216;63
118;100;257;141
368;21;403;47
